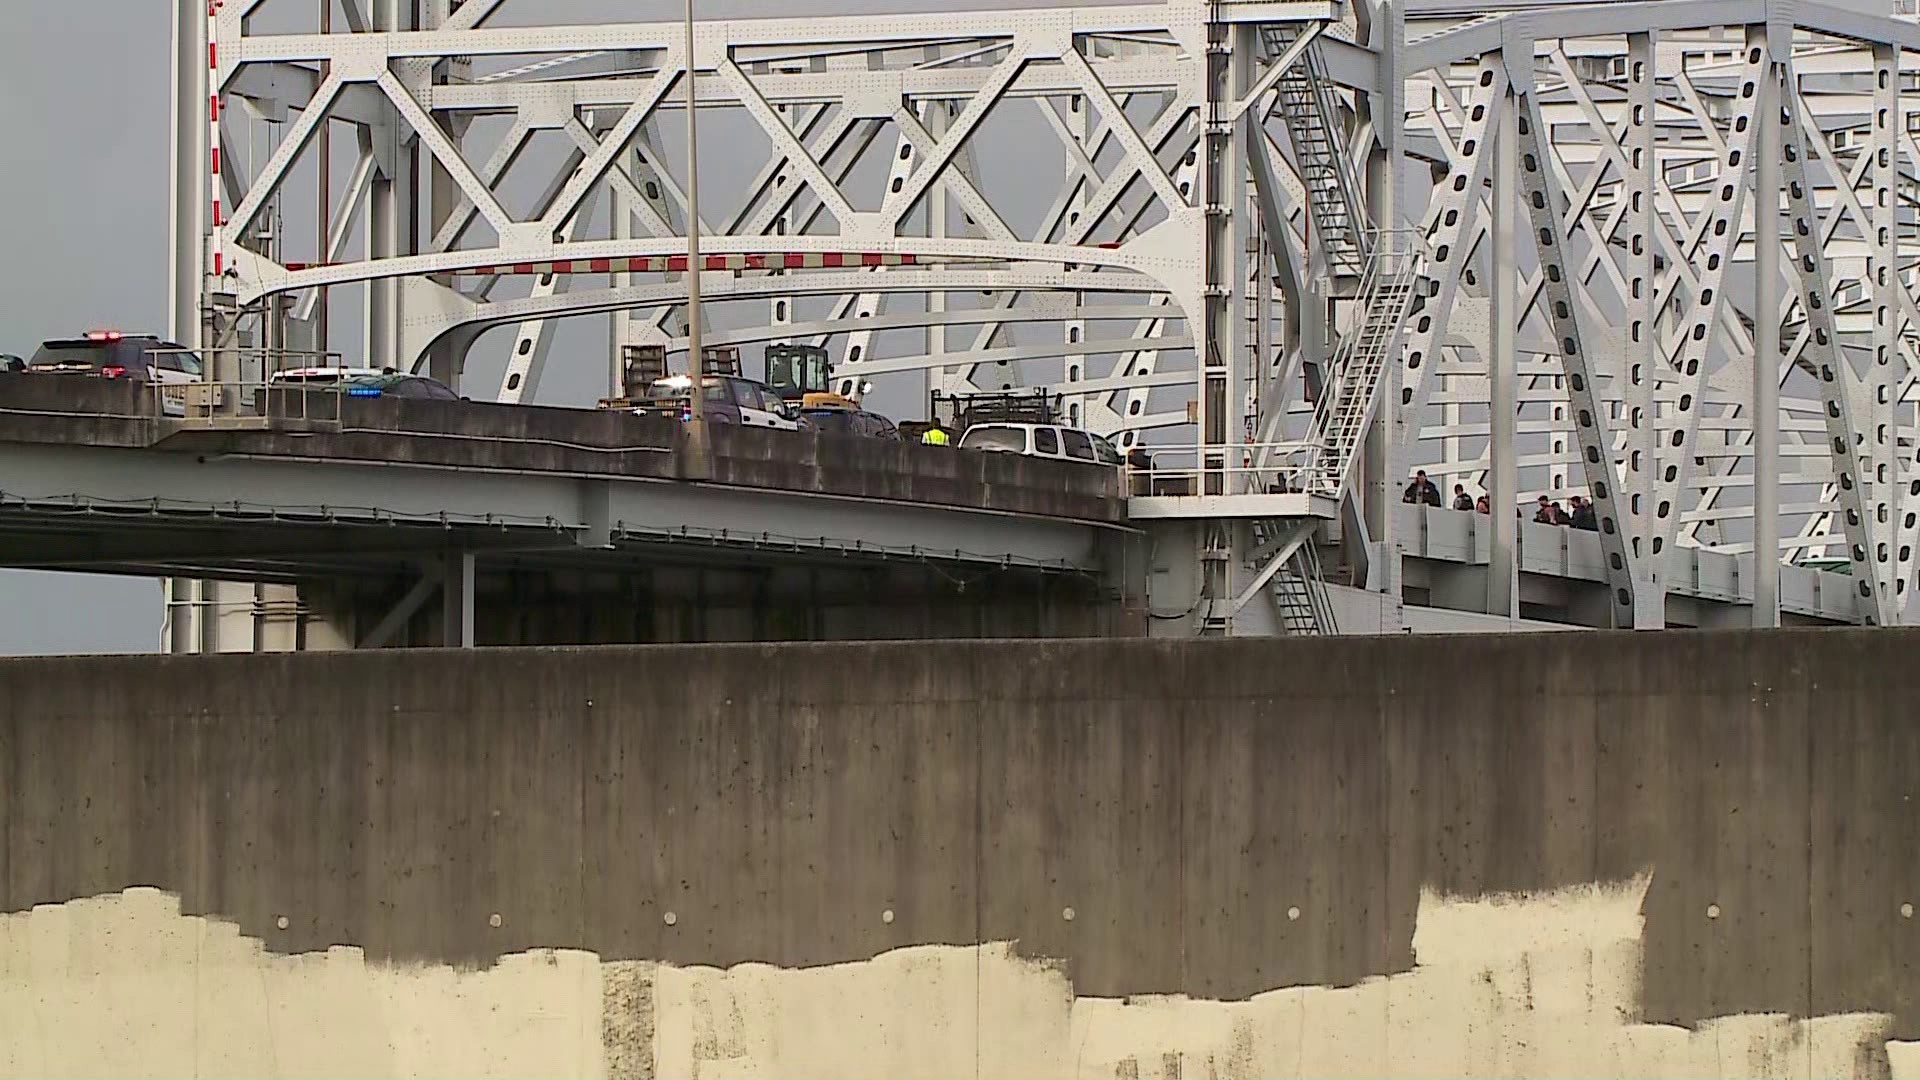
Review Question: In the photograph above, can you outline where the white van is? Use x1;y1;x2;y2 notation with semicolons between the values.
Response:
957;422;1124;466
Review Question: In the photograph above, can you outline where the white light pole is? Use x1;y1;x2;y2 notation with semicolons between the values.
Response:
683;0;704;421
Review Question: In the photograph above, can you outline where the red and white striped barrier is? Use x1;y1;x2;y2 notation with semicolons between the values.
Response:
273;243;1125;276
453;252;924;276
208;1;225;276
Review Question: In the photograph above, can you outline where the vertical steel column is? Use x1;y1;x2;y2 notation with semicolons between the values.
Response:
168;0;208;346
1063;92;1090;428
1199;14;1237;500
925;103;951;405
1780;64;1893;624
611;149;637;398
1623;31;1661;625
1489;84;1518;620
1753;55;1781;627
169;1;222;655
1511;75;1638;628
1361;145;1394;582
442;550;477;648
317;0;332;357
766;104;793;352
683;0;706;412
1366;0;1406;604
366;0;408;369
1223;21;1257;626
1870;42;1902;607
1195;12;1246;631
166;580;196;654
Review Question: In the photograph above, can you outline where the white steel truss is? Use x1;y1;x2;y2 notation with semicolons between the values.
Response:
170;0;1920;632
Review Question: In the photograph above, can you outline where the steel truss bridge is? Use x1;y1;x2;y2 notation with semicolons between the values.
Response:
163;0;1920;638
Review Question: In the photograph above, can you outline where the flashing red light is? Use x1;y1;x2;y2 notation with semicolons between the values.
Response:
85;331;124;343
100;365;128;379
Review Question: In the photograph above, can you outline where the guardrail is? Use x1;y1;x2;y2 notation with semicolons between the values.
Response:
147;378;359;429
1123;442;1318;497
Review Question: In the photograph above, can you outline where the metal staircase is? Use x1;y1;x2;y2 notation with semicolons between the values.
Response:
1251;520;1339;635
1261;22;1369;277
1276;534;1339;636
1300;240;1421;497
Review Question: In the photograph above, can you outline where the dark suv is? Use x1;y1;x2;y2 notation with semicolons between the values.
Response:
26;333;203;382
630;375;809;431
801;405;898;439
23;332;204;415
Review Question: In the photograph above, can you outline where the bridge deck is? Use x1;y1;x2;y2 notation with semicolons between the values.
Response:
0;375;1124;580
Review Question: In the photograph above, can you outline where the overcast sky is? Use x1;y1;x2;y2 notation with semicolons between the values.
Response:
0;5;173;653
0;0;1118;655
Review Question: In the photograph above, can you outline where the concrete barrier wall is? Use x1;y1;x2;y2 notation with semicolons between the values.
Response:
0;376;1125;524
3;630;1919;1077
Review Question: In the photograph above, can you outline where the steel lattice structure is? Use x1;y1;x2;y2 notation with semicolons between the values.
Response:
169;0;1920;633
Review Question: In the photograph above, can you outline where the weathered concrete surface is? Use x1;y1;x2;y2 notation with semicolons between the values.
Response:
4;630;1920;1076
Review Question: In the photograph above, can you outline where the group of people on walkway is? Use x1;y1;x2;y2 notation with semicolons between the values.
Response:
1401;470;1599;531
1531;494;1598;530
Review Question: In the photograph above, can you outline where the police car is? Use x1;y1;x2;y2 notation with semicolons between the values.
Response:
23;331;203;415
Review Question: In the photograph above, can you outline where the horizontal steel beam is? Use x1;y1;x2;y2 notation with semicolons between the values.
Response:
426;64;1190;114
237;5;1189;64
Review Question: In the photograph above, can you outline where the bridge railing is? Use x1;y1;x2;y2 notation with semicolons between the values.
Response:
1124;441;1316;497
159;380;359;430
73;347;353;430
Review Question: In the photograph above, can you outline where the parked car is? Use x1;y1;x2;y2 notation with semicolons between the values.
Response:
628;374;809;431
23;331;203;414
268;366;391;385
801;404;897;439
957;422;1124;465
269;367;457;397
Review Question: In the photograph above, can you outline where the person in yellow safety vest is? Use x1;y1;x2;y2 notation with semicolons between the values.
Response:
921;422;951;446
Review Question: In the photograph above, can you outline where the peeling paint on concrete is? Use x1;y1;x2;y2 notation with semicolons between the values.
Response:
0;880;1907;1079
0;890;606;1080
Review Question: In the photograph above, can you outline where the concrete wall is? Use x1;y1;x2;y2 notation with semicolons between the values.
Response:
4;630;1920;1077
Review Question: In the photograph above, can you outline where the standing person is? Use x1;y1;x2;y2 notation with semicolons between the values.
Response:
1475;494;1491;515
1534;495;1556;524
1404;470;1442;506
1570;495;1598;531
921;421;951;446
1452;484;1474;511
